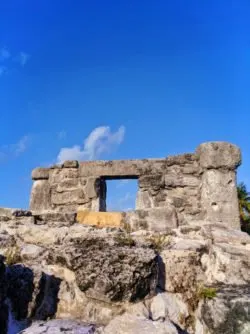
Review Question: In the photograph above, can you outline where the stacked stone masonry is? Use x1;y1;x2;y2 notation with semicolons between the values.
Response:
30;142;242;230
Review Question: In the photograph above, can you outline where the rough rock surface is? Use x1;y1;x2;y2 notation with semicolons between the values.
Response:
0;209;249;334
20;319;96;333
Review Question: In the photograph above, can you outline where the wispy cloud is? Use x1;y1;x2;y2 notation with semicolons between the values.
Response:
57;125;125;163
14;136;30;156
57;130;67;140
18;52;30;66
0;135;30;162
116;179;129;188
0;46;30;77
108;192;135;212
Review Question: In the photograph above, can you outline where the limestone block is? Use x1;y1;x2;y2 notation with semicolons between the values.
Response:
79;159;166;178
136;190;153;209
56;178;79;192
150;292;189;325
77;211;124;228
158;250;204;293
138;174;164;189
32;168;50;180
79;160;140;177
51;189;86;205
146;207;178;231
201;169;240;228
166;153;197;166
201;243;250;286
33;212;77;224
84;177;101;199
62;160;79;168
197;141;241;169
165;174;200;188
50;168;79;184
30;180;51;211
126;206;178;232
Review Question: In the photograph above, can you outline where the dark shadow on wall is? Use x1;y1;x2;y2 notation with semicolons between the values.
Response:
156;255;166;291
6;264;62;332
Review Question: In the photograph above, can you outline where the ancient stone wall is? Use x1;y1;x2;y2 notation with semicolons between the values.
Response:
30;142;241;229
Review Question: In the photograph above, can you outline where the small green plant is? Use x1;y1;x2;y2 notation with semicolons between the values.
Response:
114;233;135;247
147;234;171;253
198;286;217;299
4;245;21;266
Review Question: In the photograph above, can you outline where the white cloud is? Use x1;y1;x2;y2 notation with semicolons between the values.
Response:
18;52;30;66
57;125;125;163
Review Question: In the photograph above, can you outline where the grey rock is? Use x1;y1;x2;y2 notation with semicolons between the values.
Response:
195;286;250;334
103;313;179;334
20;244;45;261
197;141;241;169
20;319;96;334
49;236;158;303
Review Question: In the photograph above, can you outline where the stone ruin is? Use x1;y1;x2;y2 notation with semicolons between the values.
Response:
30;141;242;231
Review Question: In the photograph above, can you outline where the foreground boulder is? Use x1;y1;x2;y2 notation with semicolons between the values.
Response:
0;210;250;333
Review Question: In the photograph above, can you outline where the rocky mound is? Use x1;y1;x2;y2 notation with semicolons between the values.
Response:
0;209;250;333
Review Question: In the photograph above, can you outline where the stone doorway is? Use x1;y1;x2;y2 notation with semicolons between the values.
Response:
99;177;138;212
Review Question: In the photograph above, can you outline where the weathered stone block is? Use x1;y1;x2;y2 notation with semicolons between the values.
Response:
32;168;50;180
197;141;241;169
138;174;164;189
51;189;86;205
166;154;196;166
62;160;79;168
201;169;240;228
165;174;200;187
136;191;153;209
30;180;51;211
56;178;79;192
50;168;79;184
127;206;178;232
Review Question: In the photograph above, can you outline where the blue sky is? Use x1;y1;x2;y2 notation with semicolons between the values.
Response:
0;0;249;210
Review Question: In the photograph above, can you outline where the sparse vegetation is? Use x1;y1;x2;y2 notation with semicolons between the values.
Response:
4;245;21;266
114;233;135;247
238;182;250;234
147;234;171;253
122;221;132;234
197;285;217;300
